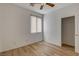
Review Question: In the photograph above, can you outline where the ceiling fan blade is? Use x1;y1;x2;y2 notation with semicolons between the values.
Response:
40;5;44;10
46;3;55;7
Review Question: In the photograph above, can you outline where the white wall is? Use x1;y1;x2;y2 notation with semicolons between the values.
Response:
44;4;79;53
44;13;60;46
0;4;43;52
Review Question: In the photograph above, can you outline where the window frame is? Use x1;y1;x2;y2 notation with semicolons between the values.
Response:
30;15;42;33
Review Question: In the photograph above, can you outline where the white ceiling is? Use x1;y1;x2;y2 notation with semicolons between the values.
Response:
15;3;72;14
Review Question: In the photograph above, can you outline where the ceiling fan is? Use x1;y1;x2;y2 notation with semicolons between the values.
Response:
30;3;55;10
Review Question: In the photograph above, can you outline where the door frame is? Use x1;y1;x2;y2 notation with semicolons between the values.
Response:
61;16;75;48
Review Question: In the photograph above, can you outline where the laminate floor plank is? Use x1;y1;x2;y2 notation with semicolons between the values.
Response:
0;41;78;56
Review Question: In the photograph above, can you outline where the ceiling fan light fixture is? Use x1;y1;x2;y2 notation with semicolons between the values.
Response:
30;3;55;10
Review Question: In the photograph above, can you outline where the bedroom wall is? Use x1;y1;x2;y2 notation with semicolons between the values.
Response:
44;4;79;53
0;3;43;52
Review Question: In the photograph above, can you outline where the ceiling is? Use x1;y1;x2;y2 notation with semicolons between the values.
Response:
15;3;72;14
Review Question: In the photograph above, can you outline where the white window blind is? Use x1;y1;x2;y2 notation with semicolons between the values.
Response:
31;16;42;33
37;17;42;32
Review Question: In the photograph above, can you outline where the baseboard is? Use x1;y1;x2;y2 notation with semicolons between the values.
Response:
44;40;61;47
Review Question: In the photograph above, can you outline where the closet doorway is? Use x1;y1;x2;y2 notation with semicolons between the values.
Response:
61;16;75;51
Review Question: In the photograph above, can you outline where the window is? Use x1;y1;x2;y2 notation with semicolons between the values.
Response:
31;16;42;33
31;16;37;33
37;18;42;32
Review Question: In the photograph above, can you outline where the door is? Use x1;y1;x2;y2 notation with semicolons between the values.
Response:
62;16;75;46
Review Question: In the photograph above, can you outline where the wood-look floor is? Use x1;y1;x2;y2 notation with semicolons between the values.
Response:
0;41;79;56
